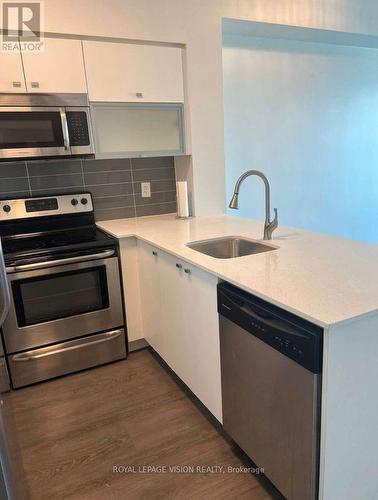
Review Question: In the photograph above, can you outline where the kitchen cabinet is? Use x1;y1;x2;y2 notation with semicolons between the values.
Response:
138;241;165;356
0;48;27;92
91;103;185;158
21;38;87;93
0;38;86;94
83;41;184;103
138;241;222;421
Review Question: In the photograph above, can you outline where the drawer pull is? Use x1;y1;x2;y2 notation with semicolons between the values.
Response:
12;81;22;88
184;268;191;274
176;263;182;269
12;330;123;362
152;251;158;256
30;81;40;88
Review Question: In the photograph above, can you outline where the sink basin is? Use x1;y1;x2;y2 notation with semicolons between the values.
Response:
186;236;278;259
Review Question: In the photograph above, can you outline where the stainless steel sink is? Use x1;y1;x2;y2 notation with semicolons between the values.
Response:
186;236;278;259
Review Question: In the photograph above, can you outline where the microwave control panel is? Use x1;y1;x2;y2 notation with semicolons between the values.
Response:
66;111;90;146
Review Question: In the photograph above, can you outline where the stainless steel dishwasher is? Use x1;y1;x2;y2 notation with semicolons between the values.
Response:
218;282;323;500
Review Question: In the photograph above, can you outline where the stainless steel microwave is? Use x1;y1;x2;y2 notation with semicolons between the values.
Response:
0;93;95;160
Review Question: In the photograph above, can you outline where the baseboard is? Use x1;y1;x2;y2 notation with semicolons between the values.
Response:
128;338;149;352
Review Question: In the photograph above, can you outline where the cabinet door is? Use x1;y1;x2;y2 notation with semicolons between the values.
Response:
0;49;26;92
158;252;189;382
83;41;184;103
157;251;222;422
182;263;222;422
138;241;164;356
22;38;87;93
91;103;184;158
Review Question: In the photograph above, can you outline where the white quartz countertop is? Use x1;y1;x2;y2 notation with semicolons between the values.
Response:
97;214;378;328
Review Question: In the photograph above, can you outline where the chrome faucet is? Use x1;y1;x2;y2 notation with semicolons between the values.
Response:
229;170;279;240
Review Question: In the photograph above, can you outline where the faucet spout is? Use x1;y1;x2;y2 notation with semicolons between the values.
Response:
229;170;279;240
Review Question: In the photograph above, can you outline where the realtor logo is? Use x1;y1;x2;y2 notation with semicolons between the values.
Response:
1;1;44;51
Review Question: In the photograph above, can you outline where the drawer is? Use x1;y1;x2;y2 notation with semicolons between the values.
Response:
8;329;126;388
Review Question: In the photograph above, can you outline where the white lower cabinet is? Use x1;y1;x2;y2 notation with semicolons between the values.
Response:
138;240;222;422
138;241;164;355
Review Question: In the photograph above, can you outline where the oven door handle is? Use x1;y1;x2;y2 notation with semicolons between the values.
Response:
0;239;11;326
6;249;115;273
60;108;70;151
11;330;123;362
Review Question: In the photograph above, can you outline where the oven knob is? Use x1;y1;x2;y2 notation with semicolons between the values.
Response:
71;198;79;206
3;204;11;213
81;198;88;205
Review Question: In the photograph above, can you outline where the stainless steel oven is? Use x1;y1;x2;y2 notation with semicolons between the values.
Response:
2;249;125;387
0;93;94;160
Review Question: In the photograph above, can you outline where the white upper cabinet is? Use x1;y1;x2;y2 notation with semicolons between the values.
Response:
0;47;26;92
22;38;87;93
83;41;184;102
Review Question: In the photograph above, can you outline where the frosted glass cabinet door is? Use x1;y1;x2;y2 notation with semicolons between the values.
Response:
91;103;185;158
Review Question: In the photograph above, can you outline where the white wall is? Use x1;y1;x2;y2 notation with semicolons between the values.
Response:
41;0;378;218
223;35;378;242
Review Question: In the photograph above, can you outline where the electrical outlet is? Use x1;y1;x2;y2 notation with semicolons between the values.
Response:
141;182;151;198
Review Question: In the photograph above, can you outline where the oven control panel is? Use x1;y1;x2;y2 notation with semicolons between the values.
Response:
25;198;59;213
0;193;93;220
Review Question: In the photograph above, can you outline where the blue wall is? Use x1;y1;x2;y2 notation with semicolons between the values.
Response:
223;35;378;243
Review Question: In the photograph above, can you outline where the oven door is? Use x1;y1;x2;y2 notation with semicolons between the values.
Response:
0;106;70;159
2;253;124;353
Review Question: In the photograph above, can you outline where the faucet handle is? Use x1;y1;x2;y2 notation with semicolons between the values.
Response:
264;208;279;240
272;208;278;226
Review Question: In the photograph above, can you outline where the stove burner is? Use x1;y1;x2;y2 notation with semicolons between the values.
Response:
2;239;47;253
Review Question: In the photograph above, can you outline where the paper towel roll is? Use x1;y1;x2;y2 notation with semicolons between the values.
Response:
176;181;190;218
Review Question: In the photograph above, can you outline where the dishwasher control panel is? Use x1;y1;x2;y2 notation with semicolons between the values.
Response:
218;282;323;373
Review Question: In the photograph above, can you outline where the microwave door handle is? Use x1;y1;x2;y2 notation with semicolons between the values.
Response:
60;109;70;151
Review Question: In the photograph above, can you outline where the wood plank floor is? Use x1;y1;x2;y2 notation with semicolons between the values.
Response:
9;348;282;500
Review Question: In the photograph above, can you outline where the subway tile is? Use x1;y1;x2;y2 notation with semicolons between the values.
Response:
88;183;133;199
133;179;176;194
0;162;27;178
27;159;82;177
135;191;176;206
82;158;131;173
84;170;132;186
0;191;30;200
95;206;136;221
31;187;85;196
0;156;178;220
0;177;30;194
131;157;174;170
29;174;84;191
133;167;175;182
93;195;134;211
136;201;177;218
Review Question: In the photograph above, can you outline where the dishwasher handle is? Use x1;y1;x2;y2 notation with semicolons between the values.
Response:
219;288;308;340
218;282;323;373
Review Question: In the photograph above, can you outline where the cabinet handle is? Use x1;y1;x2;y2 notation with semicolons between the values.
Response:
30;81;40;88
12;81;22;88
152;251;157;256
135;92;144;98
184;268;191;274
176;263;182;269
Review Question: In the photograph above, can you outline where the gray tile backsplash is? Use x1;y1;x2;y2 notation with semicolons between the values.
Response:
0;157;177;221
84;170;133;186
